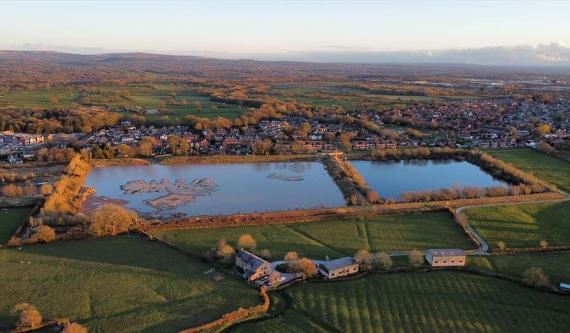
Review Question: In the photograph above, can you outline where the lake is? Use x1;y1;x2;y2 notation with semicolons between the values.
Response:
84;162;345;217
351;159;509;200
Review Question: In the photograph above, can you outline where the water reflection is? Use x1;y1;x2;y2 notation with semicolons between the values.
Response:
353;159;509;200
85;162;344;217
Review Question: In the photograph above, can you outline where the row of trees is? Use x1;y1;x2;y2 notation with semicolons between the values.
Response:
0;107;120;134
42;155;91;213
399;184;545;203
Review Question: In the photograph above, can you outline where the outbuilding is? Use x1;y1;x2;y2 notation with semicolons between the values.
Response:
425;249;466;267
318;257;359;279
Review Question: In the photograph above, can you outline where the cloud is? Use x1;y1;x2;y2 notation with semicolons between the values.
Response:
249;42;570;66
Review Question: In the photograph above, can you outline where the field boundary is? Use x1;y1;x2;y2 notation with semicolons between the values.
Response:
145;191;565;232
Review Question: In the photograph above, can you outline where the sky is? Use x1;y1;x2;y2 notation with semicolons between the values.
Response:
1;0;569;57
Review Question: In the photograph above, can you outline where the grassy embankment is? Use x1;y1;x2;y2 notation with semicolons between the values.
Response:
0;236;258;333
232;271;570;333
0;207;32;244
152;211;474;260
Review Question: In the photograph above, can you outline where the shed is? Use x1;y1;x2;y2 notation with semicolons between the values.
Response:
426;249;466;267
318;257;359;279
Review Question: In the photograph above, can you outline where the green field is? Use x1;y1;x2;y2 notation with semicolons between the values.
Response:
0;207;32;244
233;271;570;333
153;212;474;260
465;201;570;249
0;236;258;333
87;84;249;120
0;88;79;109
488;148;570;192
469;253;570;285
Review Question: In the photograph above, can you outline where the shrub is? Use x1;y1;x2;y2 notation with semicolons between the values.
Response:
523;267;550;288
408;250;424;268
237;234;257;250
297;258;318;279
374;253;393;271
496;241;507;250
215;239;235;262
259;248;271;260
14;303;42;331
354;249;373;271
39;184;54;196
366;190;381;204
87;204;139;237
62;322;88;333
35;225;56;243
284;251;299;262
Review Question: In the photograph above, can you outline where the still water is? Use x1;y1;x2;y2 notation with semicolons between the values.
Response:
351;159;509;200
84;162;345;217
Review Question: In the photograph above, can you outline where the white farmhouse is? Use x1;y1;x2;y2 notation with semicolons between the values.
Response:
235;250;272;282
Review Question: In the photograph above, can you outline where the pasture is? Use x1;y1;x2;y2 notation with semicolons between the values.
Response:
469;253;570;285
152;211;475;260
0;87;79;109
0;207;32;244
0;236;258;333
464;201;570;249
86;84;249;120
488;148;570;192
233;271;570;333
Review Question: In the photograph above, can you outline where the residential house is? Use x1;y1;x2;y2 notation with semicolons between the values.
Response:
235;250;272;282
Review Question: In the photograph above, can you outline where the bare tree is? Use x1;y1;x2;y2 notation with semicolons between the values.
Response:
523;267;550;288
354;249;373;271
237;234;257;250
409;250;424;268
374;253;393;271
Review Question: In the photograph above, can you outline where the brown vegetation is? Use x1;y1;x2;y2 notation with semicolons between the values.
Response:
87;203;139;237
42;154;91;214
237;234;257;250
13;303;42;332
35;225;56;243
61;322;88;333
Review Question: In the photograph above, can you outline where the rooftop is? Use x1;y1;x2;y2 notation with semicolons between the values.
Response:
236;250;268;269
427;249;465;257
319;257;356;271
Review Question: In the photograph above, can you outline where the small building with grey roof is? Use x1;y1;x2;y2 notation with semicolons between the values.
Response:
426;249;466;267
318;257;359;279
